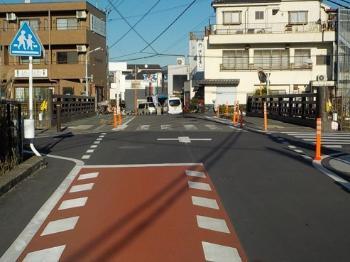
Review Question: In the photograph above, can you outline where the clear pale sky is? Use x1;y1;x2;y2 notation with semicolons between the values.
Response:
2;0;345;66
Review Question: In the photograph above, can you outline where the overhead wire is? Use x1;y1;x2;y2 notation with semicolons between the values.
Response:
140;0;199;52
107;0;159;54
108;0;162;50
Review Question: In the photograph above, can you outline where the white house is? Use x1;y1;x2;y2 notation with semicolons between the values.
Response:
109;62;127;102
202;0;336;106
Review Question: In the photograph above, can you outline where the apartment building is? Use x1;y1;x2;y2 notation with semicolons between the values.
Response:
201;0;336;106
0;1;107;102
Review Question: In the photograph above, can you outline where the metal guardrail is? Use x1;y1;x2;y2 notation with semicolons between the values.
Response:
0;100;22;166
246;93;318;127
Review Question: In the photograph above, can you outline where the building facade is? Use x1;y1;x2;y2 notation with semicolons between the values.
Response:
202;0;336;106
109;62;127;103
0;1;107;102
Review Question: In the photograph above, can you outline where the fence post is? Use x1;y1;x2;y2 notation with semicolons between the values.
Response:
315;118;322;160
56;103;61;132
264;101;268;131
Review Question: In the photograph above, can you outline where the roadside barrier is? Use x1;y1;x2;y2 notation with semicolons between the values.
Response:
118;113;122;125
240;109;243;128
264;101;268;131
315;118;322;160
113;108;117;128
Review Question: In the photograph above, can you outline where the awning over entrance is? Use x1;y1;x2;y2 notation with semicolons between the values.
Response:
194;79;240;87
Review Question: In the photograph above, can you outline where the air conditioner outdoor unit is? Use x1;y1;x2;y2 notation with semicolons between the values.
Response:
177;57;185;66
317;74;327;81
76;10;87;19
6;13;16;21
77;45;87;52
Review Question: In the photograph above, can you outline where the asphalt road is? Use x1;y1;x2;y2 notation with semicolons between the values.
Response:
1;115;349;261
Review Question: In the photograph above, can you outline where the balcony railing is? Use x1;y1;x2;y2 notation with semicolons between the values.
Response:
207;21;335;36
220;63;313;71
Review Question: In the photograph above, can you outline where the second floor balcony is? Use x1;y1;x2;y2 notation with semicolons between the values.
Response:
207;22;336;45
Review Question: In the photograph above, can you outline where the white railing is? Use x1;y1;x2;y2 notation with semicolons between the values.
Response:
208;21;335;35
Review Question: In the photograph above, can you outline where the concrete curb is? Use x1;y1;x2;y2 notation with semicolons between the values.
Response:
0;156;46;197
321;154;350;182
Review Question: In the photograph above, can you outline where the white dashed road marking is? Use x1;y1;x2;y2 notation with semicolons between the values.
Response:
78;172;99;180
185;170;206;178
192;196;219;210
69;183;94;193
41;217;79;236
23;245;66;262
58;197;88;210
196;215;230;233
81;155;90;160
202;242;242;262
188;181;211;191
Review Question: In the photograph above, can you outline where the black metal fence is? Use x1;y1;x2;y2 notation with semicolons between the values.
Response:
246;93;318;127
0;100;23;171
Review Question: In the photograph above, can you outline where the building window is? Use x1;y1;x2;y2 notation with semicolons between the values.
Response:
20;19;40;31
63;87;74;95
20;56;41;64
222;50;249;70
294;49;311;68
56;18;78;30
223;11;241;25
255;11;264;20
316;55;331;65
57;51;78;64
254;49;289;70
288;11;308;25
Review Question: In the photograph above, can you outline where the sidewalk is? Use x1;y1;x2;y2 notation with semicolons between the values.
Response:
188;113;350;183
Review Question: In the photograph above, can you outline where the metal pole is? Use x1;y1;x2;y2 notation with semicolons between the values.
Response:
29;56;33;120
134;64;137;114
85;52;88;96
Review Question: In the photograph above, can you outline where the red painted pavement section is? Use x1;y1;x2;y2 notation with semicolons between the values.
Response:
19;165;247;261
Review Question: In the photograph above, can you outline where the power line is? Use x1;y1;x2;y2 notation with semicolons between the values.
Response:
140;0;199;52
108;0;162;50
107;0;159;54
108;3;189;22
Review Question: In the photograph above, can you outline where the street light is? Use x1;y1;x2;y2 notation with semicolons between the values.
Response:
85;47;102;96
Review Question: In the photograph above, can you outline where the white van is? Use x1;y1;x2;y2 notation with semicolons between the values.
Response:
164;97;182;114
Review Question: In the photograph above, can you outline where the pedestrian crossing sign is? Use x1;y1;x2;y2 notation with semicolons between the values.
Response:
10;22;42;57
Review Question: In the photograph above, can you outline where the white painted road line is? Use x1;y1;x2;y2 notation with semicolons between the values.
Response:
81;155;90;160
58;197;88;210
23;245;66;262
78;172;99;180
196;215;230;233
205;124;218;130
288;145;297;149
202;242;242;262
184;124;198;130
41;216;79;236
96;138;103;141
90;145;98;148
69;183;94;193
192;196;219;210
186;170;206;178
161;124;172;130
137;125;150;131
188;181;211;191
86;149;94;154
294;149;304;154
93;141;101;144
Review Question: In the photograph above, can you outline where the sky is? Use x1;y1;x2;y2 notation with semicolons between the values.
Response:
2;0;349;66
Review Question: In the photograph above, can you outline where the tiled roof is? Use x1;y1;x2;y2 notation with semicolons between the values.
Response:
194;79;240;87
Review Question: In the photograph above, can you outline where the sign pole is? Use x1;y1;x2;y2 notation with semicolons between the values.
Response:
29;56;33;120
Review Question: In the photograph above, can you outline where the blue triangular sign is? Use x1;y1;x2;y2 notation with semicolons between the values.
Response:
10;22;42;57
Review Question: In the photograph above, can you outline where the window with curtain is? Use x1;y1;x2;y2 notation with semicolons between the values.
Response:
254;49;289;69
255;11;264;20
222;50;249;70
288;11;308;25
56;18;78;30
294;49;311;68
223;11;241;25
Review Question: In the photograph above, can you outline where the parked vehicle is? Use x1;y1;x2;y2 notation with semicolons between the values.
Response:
164;97;183;114
138;102;156;115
